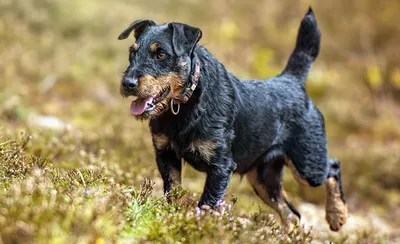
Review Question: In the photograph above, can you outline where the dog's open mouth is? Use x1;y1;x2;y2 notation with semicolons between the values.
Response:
130;88;169;115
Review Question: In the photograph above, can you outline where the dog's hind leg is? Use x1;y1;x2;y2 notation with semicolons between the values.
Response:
246;156;301;230
287;155;348;231
284;106;348;231
325;158;348;231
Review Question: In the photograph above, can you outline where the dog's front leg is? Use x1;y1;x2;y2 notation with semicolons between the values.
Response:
198;158;234;208
155;149;182;195
156;149;197;207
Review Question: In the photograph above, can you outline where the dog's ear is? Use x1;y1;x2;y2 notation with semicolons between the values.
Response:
169;23;202;56
118;19;157;40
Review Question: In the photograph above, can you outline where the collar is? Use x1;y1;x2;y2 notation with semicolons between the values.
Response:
177;57;201;103
170;56;200;115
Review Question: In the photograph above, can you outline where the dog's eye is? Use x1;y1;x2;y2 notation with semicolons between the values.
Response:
156;52;167;60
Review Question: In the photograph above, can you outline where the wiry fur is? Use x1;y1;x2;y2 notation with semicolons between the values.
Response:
118;7;348;231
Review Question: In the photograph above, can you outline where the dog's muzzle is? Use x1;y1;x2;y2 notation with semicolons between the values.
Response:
122;77;138;93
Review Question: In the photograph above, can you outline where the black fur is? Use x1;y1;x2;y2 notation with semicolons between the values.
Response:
169;22;202;56
119;8;346;216
327;158;346;203
118;19;157;40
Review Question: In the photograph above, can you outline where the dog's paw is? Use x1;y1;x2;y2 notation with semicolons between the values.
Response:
326;200;348;231
199;204;210;210
166;186;197;207
325;178;348;231
326;207;347;231
281;209;301;232
178;194;198;208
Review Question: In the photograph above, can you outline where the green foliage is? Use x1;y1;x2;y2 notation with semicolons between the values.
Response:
0;134;314;243
1;131;397;243
0;134;127;243
0;0;399;243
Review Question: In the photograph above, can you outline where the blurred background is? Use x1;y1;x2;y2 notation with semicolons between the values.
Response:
1;0;399;240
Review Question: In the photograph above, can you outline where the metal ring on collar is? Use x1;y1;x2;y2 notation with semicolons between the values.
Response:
170;99;180;115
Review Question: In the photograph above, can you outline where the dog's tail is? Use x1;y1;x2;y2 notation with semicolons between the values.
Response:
282;7;320;83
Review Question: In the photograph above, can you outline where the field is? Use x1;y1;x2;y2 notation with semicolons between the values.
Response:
1;0;400;243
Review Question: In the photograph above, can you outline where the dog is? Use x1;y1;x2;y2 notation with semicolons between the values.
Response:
118;7;348;231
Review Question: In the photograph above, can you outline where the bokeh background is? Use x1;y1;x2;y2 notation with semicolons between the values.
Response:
1;0;399;242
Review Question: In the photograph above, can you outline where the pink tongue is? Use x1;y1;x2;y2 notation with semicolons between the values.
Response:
130;97;153;115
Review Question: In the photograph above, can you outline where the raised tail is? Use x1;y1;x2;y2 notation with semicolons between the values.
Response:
283;7;321;83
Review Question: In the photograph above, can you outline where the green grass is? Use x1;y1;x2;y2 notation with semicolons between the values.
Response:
1;131;398;243
1;134;315;243
1;0;400;243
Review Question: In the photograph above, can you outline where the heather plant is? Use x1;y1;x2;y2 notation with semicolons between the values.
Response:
1;0;399;243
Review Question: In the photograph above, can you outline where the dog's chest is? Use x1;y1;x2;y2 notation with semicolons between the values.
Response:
150;119;219;172
173;138;217;172
152;133;215;172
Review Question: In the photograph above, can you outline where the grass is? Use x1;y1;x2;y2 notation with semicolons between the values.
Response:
1;134;315;243
1;0;400;243
1;129;398;243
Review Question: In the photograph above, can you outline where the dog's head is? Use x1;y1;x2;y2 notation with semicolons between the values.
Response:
118;20;202;120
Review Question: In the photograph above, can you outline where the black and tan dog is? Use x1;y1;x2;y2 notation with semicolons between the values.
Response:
118;8;348;231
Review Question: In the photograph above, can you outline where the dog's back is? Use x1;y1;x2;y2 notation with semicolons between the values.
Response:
232;8;323;174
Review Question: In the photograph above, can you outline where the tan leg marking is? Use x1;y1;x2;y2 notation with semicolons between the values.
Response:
246;168;299;230
325;177;348;231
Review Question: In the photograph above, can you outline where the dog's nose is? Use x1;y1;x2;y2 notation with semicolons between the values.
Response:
122;77;138;91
